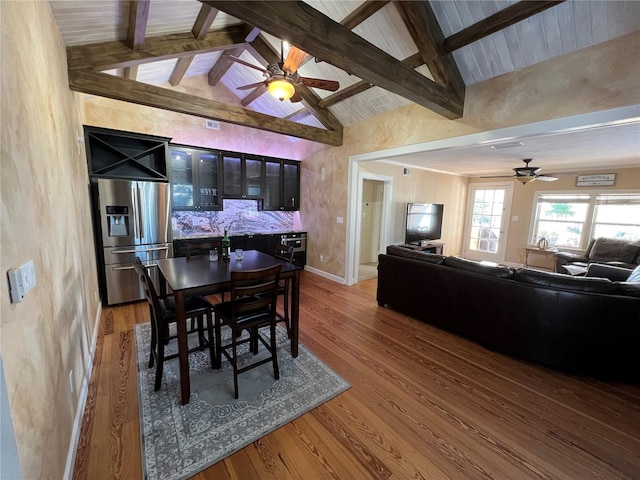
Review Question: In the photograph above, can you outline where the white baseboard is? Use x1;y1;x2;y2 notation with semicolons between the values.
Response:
303;265;345;285
64;301;102;480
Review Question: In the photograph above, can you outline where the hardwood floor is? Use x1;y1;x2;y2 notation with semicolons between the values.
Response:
73;271;640;479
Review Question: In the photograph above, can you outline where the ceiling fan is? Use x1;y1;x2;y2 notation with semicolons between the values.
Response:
486;159;559;185
229;43;339;102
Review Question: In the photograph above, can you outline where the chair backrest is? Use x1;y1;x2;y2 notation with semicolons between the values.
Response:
132;257;163;319
229;265;281;318
274;244;294;263
186;241;222;259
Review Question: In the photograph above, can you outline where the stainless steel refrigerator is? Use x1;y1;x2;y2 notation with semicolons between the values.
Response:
95;179;173;305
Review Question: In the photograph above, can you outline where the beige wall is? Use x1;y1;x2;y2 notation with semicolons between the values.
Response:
470;167;640;266
1;2;100;478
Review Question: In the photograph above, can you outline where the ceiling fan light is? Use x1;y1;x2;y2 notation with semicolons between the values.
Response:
514;175;536;185
268;79;295;101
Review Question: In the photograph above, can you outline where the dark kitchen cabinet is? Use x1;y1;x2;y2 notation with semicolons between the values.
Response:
263;158;300;211
84;126;170;181
169;145;221;211
221;152;263;199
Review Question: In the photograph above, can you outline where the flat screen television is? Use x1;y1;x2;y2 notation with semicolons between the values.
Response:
405;203;444;244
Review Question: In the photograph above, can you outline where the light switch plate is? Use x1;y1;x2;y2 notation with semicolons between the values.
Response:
8;260;36;303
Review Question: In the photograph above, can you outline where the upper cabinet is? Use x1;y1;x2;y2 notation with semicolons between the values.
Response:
85;126;170;181
264;158;300;211
168;144;301;211
221;152;263;199
170;145;221;211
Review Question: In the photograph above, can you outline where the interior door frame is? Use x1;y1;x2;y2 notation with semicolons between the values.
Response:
350;171;393;284
462;181;514;263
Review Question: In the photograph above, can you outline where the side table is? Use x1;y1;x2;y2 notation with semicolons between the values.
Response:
524;246;558;272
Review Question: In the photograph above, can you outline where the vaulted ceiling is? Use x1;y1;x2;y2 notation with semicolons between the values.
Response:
51;0;640;150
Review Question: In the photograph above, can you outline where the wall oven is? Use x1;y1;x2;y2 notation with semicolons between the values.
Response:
280;232;307;266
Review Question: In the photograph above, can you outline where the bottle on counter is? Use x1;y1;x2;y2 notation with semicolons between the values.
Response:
222;229;231;261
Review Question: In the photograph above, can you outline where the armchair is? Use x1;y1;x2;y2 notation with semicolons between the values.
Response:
555;237;640;273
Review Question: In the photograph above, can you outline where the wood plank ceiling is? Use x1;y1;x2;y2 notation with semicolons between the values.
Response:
51;1;640;146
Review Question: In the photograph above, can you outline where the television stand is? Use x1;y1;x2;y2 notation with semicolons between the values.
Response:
399;242;445;255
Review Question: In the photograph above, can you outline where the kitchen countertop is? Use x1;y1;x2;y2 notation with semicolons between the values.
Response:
174;230;306;240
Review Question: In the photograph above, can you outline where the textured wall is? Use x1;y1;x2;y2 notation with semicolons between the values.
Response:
1;2;99;478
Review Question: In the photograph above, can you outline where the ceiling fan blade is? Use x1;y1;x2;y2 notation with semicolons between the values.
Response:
300;77;340;91
290;92;303;103
536;175;559;181
237;81;267;90
282;45;308;75
229;56;268;74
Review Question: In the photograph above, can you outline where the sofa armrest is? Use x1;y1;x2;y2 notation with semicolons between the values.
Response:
554;251;588;272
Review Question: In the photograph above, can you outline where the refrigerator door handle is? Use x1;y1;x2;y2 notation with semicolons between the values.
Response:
137;185;144;240
111;246;170;255
112;265;135;271
131;182;140;241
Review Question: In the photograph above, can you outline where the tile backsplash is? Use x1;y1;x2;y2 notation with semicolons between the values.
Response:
172;199;302;238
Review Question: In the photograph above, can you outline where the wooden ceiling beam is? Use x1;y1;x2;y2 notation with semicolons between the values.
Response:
394;1;464;101
442;0;565;53
68;70;342;146
207;28;259;86
123;1;150;80
341;1;390;30
202;1;463;119
66;24;251;71
169;4;219;86
318;52;422;108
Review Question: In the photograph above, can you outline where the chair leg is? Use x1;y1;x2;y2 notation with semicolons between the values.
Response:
271;320;279;381
149;322;157;368
154;340;165;391
197;315;206;349
207;312;217;368
231;325;239;399
283;279;291;338
214;316;222;369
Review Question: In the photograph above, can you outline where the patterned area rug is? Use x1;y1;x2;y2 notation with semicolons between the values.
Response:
134;322;350;480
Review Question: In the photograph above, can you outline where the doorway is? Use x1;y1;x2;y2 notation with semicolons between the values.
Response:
462;182;513;263
353;172;392;283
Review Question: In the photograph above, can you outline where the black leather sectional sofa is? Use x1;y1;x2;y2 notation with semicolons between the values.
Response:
377;245;640;381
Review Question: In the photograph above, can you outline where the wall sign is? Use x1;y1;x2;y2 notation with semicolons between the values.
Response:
576;173;616;186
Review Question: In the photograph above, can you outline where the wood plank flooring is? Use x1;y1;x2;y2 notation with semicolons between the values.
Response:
72;271;640;479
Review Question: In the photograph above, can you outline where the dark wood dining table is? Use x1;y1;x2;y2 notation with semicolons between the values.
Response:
156;249;302;404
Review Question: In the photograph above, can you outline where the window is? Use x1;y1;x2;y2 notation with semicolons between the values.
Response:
531;192;640;249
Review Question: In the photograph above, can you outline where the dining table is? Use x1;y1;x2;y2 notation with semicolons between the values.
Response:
155;249;302;405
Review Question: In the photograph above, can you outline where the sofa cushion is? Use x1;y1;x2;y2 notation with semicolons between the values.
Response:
627;265;640;282
385;245;445;264
514;268;616;294
589;238;637;263
442;256;514;279
585;263;633;282
614;282;640;298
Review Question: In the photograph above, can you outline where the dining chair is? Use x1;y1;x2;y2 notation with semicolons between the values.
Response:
132;257;216;391
212;264;282;399
186;240;222;259
186;239;226;307
274;244;295;337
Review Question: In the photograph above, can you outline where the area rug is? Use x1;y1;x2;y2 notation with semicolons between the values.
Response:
134;322;350;480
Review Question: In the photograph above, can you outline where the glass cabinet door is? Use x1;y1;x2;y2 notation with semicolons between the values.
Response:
170;149;195;208
245;157;263;198
197;152;220;208
222;153;242;197
283;161;300;210
264;159;282;210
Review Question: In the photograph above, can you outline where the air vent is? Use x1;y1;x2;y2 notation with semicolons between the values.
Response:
205;120;220;130
403;167;411;176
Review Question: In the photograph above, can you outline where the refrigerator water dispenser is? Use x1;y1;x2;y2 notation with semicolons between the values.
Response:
106;206;129;237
